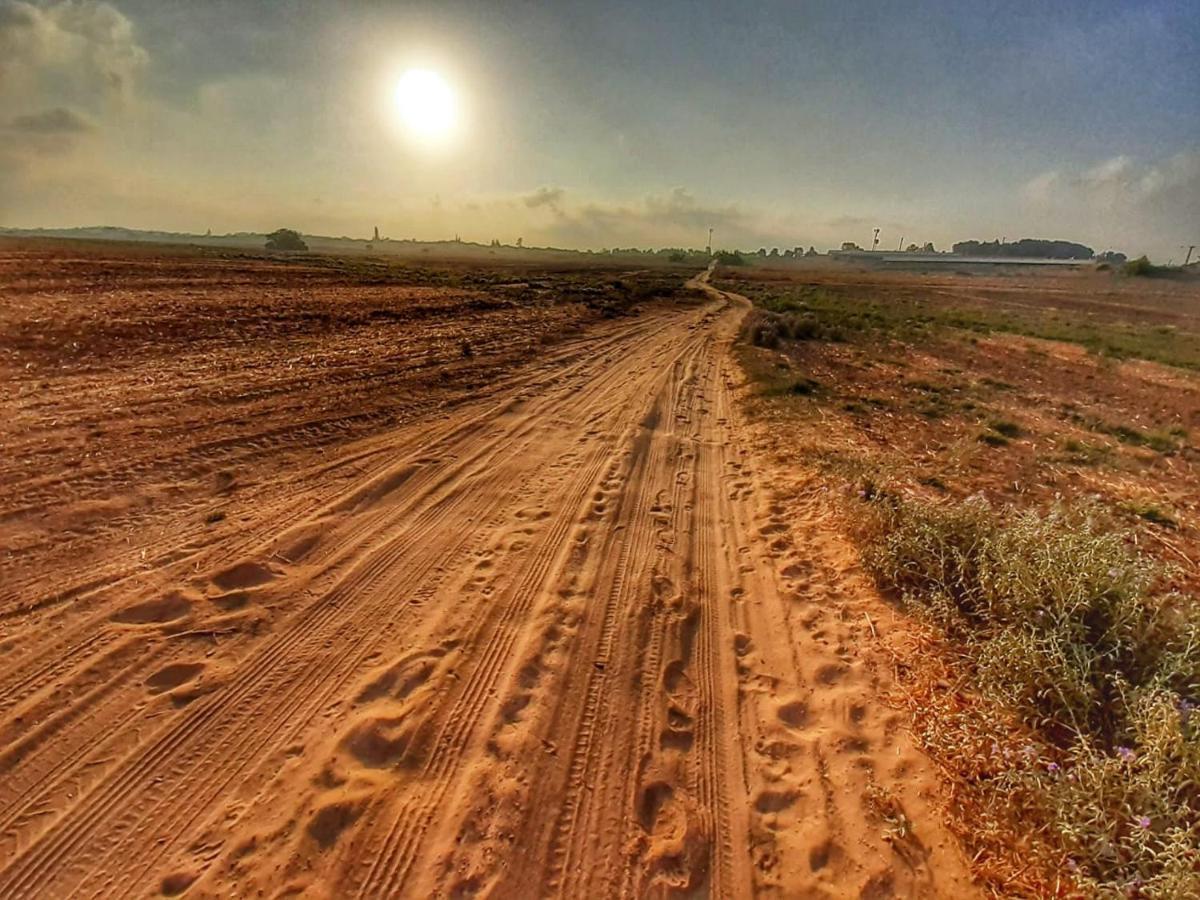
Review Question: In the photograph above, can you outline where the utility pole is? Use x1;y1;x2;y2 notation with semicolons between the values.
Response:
1184;245;1196;267
871;228;880;252
707;228;713;257
897;236;904;251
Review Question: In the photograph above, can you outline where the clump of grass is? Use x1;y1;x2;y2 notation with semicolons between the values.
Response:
1120;500;1180;529
1059;437;1111;466
859;495;1200;895
743;307;850;347
907;378;949;394
787;376;821;396
987;419;1022;439
1065;413;1186;455
980;376;1015;391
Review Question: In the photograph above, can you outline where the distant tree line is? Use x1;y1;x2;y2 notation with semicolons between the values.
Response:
951;238;1094;260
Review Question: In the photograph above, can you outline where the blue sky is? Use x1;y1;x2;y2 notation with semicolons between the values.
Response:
2;0;1197;258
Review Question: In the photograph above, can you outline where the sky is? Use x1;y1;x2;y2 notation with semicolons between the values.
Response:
1;0;1197;259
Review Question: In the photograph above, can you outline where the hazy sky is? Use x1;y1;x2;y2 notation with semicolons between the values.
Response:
1;0;1197;258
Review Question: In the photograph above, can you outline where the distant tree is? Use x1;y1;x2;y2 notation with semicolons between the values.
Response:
1123;256;1157;277
715;250;747;266
668;250;687;262
952;238;1093;259
265;228;307;252
1097;250;1128;265
805;246;819;257
922;242;936;253
516;237;523;248
768;247;780;258
906;243;920;252
841;242;862;252
757;248;768;257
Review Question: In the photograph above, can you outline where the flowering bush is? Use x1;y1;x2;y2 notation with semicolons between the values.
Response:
860;495;1200;896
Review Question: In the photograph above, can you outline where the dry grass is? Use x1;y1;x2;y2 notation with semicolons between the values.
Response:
857;493;1199;897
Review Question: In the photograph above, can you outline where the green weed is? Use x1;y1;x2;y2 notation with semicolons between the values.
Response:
859;496;1200;895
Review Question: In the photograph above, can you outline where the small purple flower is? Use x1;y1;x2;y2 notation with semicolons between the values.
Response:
1065;858;1078;872
1116;746;1136;763
1107;568;1121;580
1135;815;1151;829
1047;762;1060;774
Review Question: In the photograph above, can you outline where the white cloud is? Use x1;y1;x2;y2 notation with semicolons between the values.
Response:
0;0;148;108
1021;150;1200;259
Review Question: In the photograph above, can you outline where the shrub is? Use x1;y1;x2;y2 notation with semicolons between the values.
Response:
742;310;781;348
1123;256;1157;277
265;228;308;252
859;496;1200;893
781;314;820;340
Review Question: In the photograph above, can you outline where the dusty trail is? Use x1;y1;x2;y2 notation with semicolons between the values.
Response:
0;265;975;897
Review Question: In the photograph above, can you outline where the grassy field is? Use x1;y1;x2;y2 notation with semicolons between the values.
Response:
727;263;1200;898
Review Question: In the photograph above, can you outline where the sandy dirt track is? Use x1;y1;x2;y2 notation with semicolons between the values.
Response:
0;258;975;897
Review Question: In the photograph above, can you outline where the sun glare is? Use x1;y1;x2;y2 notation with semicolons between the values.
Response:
394;68;458;143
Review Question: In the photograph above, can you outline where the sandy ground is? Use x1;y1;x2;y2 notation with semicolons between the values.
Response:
0;249;975;897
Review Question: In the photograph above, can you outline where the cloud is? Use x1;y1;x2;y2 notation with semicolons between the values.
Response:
1024;151;1200;214
1020;169;1060;204
0;0;148;106
1021;150;1200;258
524;186;565;211
7;106;95;134
0;2;146;210
533;187;770;249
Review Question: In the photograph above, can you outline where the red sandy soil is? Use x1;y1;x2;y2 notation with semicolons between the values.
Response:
0;242;976;898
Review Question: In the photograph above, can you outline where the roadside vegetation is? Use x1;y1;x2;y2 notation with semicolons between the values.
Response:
862;496;1199;897
742;283;1200;370
729;266;1200;896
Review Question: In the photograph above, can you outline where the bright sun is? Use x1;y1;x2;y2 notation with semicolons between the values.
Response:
394;69;457;142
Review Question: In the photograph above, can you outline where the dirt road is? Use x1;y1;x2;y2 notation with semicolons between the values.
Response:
0;260;974;897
